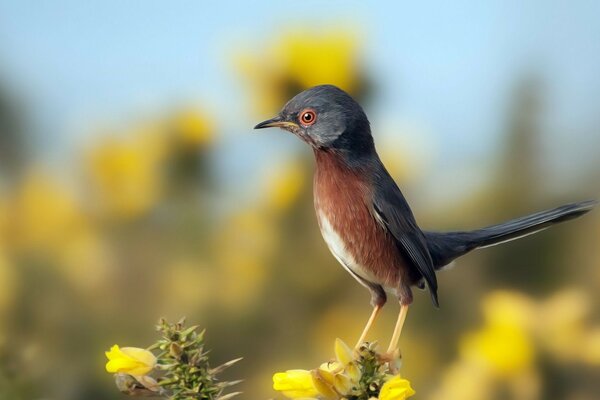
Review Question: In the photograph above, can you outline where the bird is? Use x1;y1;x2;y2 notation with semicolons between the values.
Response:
254;84;596;356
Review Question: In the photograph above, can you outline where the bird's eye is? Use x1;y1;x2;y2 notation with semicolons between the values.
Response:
299;109;317;126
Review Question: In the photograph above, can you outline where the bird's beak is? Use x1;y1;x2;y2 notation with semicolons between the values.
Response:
254;116;297;130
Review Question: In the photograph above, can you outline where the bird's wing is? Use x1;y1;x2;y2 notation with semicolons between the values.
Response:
371;175;439;307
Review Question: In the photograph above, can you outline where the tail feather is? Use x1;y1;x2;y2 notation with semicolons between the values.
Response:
425;200;597;269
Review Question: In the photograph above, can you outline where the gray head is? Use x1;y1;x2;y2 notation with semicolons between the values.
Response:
254;85;374;152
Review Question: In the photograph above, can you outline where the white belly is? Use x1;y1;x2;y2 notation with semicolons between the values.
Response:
318;211;379;285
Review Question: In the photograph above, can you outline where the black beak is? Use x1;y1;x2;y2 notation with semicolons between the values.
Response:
254;116;297;130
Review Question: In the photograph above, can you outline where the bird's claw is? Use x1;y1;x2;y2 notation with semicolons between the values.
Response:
380;349;402;373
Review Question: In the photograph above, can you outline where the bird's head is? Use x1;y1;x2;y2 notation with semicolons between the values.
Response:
254;85;372;151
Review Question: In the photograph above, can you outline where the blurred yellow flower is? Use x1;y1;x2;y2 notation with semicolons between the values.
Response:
11;170;86;253
481;291;536;330
273;369;319;399
0;250;16;317
0;194;7;247
59;231;113;294
429;362;491;400
537;289;589;361
274;30;361;92
237;28;366;115
459;291;535;376
461;324;533;377
265;160;306;213
170;109;215;148
378;375;415;400
86;130;165;218
105;345;156;376
215;208;278;310
581;328;600;365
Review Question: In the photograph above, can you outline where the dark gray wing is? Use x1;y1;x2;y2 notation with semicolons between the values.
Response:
371;170;439;307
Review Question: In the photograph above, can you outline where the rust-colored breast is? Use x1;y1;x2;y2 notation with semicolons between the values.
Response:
313;151;409;290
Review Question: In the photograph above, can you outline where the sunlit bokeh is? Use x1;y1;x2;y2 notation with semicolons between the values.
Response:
0;2;599;399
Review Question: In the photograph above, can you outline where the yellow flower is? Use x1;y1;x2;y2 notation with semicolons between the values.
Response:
428;362;492;400
273;369;319;399
581;328;600;365
379;375;415;400
170;109;215;148
482;291;535;330
105;345;157;376
86;129;166;218
334;338;353;366
311;368;339;400
308;339;362;398
265;160;306;213
460;325;533;376
458;291;535;377
0;250;16;317
333;339;361;383
237;28;365;115
537;289;589;361
11;170;86;253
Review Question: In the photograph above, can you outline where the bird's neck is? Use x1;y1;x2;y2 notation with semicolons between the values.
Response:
313;144;379;177
314;124;378;171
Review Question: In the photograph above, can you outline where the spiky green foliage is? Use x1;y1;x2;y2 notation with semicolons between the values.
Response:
353;342;398;400
113;318;241;400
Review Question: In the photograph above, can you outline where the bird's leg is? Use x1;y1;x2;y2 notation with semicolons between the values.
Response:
355;285;387;349
355;304;382;348
386;304;409;354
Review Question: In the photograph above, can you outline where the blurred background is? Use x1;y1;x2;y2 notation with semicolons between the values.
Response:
0;1;599;399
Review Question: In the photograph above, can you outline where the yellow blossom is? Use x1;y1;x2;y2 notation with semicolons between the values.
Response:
481;291;536;330
0;194;7;246
334;338;353;366
378;375;415;400
428;362;492;400
215;208;277;310
0;250;16;317
311;369;339;399
11;171;85;252
86;129;166;218
458;291;535;377
170;109;215;148
581;328;600;365
265;160;306;213
537;289;589;361
273;369;319;399
309;339;362;398
314;361;347;398
105;345;156;376
461;324;533;376
237;28;365;115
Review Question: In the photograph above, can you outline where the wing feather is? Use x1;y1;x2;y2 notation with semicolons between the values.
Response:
372;175;439;307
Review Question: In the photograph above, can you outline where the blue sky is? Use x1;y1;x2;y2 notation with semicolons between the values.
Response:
0;1;598;202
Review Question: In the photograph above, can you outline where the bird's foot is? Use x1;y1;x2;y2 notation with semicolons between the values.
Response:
353;341;378;361
353;341;370;353
380;349;402;373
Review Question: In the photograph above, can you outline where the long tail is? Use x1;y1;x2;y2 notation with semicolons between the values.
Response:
425;200;597;269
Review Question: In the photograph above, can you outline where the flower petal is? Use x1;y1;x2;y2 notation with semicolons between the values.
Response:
273;370;319;399
379;375;415;400
334;338;354;365
104;345;156;376
345;362;362;383
311;369;339;400
333;373;353;395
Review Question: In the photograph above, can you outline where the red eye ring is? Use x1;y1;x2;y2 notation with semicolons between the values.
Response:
299;109;317;126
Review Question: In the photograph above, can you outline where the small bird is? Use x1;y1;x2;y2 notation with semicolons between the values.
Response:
254;84;596;355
